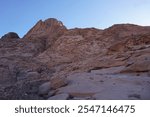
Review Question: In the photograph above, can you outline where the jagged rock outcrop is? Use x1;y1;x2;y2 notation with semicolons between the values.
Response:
24;18;67;39
0;18;150;99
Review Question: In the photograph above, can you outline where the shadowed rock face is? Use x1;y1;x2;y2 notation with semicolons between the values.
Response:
0;18;150;100
1;32;19;39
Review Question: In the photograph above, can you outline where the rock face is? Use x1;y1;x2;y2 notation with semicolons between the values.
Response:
24;18;66;39
0;18;150;99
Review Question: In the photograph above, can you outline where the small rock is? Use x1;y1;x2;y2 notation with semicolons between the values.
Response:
16;71;40;80
26;72;40;80
38;82;51;95
48;93;69;100
48;90;56;97
50;78;68;89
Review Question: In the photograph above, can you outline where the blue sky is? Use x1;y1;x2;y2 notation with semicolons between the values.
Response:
0;0;150;38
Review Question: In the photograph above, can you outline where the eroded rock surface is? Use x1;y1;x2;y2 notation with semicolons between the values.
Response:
0;18;150;99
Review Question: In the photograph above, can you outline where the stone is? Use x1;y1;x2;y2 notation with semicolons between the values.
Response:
26;72;40;80
47;90;56;97
1;32;20;39
47;93;69;100
38;82;51;95
50;78;68;89
16;71;40;80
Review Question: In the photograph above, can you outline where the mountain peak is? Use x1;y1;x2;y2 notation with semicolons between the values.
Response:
44;18;64;27
24;18;67;39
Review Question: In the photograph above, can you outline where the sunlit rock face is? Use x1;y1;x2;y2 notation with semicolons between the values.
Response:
0;19;150;99
24;18;67;39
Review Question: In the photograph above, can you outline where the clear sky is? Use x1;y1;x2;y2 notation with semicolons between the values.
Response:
0;0;150;38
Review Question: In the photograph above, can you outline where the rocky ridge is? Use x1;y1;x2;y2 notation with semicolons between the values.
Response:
0;18;150;99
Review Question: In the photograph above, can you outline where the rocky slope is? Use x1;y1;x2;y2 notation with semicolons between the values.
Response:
0;18;150;99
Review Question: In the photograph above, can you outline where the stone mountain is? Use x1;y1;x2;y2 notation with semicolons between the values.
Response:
0;18;150;99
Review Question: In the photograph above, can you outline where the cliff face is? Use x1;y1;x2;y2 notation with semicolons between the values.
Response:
0;18;150;100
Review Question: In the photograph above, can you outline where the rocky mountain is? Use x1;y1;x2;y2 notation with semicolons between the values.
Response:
0;18;150;100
